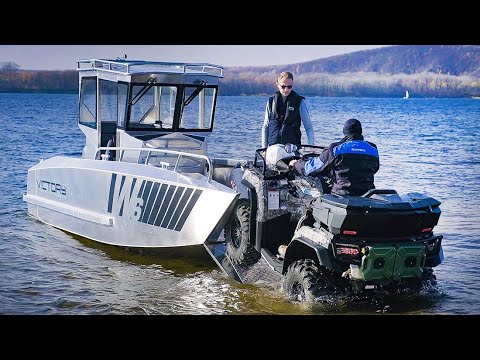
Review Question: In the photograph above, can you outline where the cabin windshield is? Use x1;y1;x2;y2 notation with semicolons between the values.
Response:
127;83;217;132
129;84;177;130
179;85;216;130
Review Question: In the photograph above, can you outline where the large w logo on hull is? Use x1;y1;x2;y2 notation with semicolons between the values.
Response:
107;173;202;232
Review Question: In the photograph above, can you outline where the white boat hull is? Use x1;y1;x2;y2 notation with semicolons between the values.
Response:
24;156;238;248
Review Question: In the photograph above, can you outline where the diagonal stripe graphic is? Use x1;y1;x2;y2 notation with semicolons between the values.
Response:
174;189;203;231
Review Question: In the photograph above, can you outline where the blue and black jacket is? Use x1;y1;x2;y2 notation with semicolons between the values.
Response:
304;134;380;196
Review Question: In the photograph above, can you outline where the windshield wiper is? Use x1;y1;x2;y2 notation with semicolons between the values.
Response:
129;77;157;106
183;81;206;106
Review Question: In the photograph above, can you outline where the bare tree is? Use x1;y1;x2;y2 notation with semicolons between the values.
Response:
0;62;20;81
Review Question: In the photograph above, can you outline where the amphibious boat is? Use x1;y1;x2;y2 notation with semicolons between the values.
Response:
23;58;245;249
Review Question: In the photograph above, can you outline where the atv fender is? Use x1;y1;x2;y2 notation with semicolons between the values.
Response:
282;236;343;275
230;167;249;200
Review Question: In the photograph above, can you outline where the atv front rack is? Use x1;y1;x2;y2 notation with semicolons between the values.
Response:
253;144;326;177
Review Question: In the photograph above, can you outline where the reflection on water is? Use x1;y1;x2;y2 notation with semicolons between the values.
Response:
51;231;448;315
71;233;216;269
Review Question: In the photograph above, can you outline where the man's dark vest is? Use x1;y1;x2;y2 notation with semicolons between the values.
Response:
267;90;304;147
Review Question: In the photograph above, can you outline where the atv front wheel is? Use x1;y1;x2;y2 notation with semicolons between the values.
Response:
283;259;330;302
224;199;260;266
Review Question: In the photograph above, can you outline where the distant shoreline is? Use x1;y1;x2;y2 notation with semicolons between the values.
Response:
0;91;478;99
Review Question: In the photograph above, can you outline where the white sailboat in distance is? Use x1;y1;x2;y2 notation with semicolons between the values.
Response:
404;90;410;99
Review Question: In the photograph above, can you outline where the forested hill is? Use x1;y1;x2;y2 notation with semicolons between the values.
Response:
1;45;479;97
221;45;480;97
228;45;480;77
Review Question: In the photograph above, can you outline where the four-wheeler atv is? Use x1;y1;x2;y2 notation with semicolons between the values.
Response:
224;145;444;302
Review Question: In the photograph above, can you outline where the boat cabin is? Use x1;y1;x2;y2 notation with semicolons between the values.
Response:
76;58;223;167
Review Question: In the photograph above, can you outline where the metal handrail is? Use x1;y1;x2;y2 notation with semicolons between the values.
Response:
95;146;213;182
77;59;224;78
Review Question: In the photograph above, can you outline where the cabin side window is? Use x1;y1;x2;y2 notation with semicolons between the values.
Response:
117;82;128;129
79;77;97;129
179;86;216;131
99;79;117;124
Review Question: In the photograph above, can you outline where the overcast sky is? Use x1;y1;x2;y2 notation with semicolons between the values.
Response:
0;45;391;71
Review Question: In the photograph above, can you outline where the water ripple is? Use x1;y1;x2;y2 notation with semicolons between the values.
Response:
1;94;479;314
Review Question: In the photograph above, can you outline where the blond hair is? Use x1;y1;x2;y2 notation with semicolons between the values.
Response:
277;71;293;82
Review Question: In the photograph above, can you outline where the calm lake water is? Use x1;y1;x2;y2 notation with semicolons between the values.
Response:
1;93;479;315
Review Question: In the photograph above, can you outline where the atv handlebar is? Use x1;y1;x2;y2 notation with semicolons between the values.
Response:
254;144;326;176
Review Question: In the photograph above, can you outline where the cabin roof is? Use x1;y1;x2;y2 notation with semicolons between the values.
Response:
76;58;224;78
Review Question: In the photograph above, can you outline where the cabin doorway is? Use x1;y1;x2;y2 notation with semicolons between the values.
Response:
100;121;117;160
98;79;119;160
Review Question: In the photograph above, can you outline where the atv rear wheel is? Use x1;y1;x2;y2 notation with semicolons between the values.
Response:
411;267;437;291
392;267;438;293
224;199;260;266
421;267;437;287
283;259;330;302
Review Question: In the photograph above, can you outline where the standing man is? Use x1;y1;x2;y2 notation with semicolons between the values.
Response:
261;71;316;149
